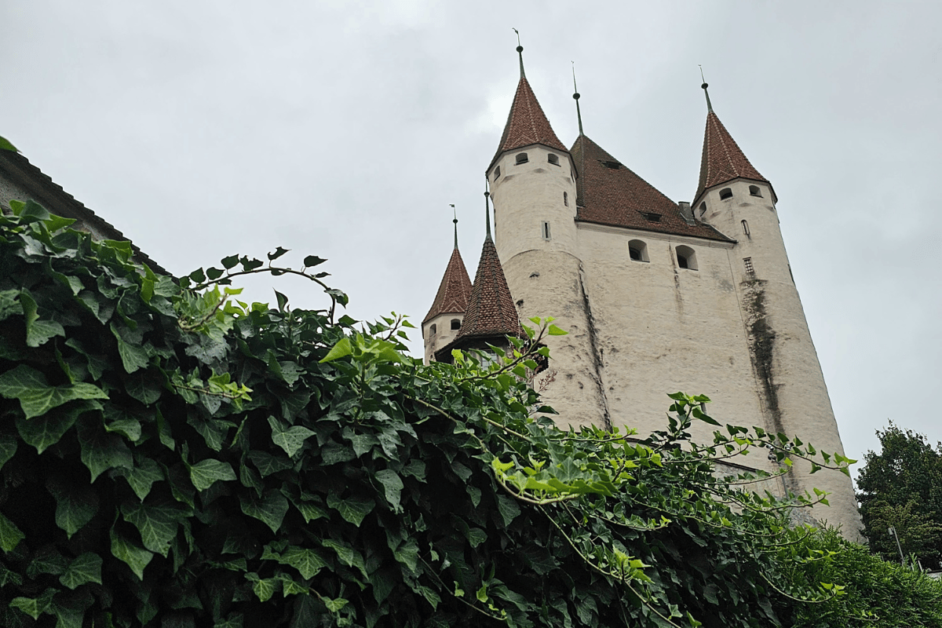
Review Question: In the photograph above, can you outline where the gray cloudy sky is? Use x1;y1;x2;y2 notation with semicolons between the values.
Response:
2;1;940;481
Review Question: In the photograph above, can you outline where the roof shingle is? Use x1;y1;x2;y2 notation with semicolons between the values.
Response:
571;135;733;243
693;111;769;204
423;246;473;324
489;77;568;171
454;236;522;341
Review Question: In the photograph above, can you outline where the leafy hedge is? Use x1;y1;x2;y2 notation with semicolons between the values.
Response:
0;201;893;627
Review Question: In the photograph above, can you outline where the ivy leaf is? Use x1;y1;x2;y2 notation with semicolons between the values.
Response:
0;135;18;152
77;419;133;482
268;416;315;458
110;527;153;580
16;400;95;454
375;469;404;512
0;434;16;472
9;588;55;620
320;337;352;363
278;547;327;580
0;365;108;419
248;450;293;477
19;289;65;347
326;493;374;527
121;499;189;557
239;491;289;534
245;574;280;602
46;476;99;538
110;323;150;374
112;458;164;501
58;553;103;589
189;459;237;491
496;495;521;527
0;511;25;552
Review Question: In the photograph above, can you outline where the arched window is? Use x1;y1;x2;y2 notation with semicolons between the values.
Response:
699;202;707;217
430;324;437;335
719;188;733;200
548;153;560;166
749;185;761;197
516;153;528;165
675;245;698;271
741;220;750;236
450;319;461;330
563;192;568;207
494;166;501;180
628;239;649;262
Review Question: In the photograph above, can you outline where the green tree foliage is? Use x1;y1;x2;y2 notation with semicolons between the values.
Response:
857;422;942;567
0;201;911;627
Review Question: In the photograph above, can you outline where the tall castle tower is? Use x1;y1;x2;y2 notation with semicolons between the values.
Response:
422;49;860;538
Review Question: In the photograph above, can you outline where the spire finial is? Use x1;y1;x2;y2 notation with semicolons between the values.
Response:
449;204;458;249
484;179;492;240
572;61;584;136
699;65;713;113
513;28;525;79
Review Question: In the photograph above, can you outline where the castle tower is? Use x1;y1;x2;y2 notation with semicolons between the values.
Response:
435;191;524;361
422;215;472;364
486;44;606;429
692;83;860;535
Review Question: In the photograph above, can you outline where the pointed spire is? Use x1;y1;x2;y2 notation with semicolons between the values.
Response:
450;204;458;249
484;183;492;240
572;62;584;136
699;65;713;113
423;228;473;324
693;82;773;204
513;28;525;79
454;232;522;342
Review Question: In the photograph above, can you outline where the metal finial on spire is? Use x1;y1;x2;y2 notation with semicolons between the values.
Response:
449;204;458;249
699;65;713;113
484;179;492;240
572;61;584;136
512;28;525;79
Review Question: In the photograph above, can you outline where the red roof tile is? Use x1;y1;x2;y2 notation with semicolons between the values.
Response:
571;135;733;243
489;77;568;171
455;236;522;341
423;246;472;324
693;112;769;204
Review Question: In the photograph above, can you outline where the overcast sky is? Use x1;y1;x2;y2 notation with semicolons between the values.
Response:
2;1;940;481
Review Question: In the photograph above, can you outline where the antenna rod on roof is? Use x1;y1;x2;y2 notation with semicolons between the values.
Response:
484;178;492;240
512;28;525;79
572;61;584;136
450;204;458;249
699;65;713;113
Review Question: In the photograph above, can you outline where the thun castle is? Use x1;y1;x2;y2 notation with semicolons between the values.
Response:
421;45;860;538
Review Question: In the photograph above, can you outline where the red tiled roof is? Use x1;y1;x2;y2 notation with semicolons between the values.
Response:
488;77;568;171
423;246;472;324
571;135;733;243
454;236;522;341
693;112;769;204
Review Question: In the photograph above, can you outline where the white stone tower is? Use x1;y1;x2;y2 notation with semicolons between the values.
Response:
486;45;607;429
421;214;472;365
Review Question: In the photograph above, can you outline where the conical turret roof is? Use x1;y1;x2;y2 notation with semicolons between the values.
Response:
423;246;472;324
454;236;522;341
693;111;771;204
488;77;568;171
571;135;733;243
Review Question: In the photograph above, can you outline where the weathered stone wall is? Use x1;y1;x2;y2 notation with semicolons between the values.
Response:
422;313;464;365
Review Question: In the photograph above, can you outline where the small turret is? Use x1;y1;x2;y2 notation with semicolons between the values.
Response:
422;209;472;364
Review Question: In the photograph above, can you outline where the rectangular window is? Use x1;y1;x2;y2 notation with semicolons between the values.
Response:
743;257;755;276
494;166;500;180
541;221;551;241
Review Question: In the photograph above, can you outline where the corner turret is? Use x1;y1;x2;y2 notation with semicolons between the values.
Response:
422;212;472;364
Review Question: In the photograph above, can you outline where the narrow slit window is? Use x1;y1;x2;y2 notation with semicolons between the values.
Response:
541;221;551;241
563;192;568;207
699;202;707;217
494;166;501;180
548;153;560;166
719;188;733;200
430;324;437;335
516;153;528;165
741;219;750;236
744;257;755;276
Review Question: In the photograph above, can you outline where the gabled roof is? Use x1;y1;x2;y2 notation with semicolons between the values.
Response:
454;236;522;341
488;77;568;171
571;135;733;243
423;246;472;324
693;111;771;204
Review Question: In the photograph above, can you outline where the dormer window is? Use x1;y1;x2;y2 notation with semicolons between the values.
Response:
516;153;528;165
601;160;621;169
749;185;762;197
548;153;560;166
642;212;662;223
450;319;461;330
719;188;733;200
494;166;501;180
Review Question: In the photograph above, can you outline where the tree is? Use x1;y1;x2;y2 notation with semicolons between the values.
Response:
856;422;942;568
0;199;913;627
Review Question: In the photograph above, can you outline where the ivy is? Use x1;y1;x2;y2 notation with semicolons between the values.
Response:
0;202;932;627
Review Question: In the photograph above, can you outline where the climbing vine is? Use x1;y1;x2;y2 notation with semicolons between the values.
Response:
0;200;881;627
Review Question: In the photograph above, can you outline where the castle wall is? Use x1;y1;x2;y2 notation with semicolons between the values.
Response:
422;313;464;365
